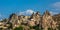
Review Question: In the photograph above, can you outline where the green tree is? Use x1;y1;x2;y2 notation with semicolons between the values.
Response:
14;26;23;30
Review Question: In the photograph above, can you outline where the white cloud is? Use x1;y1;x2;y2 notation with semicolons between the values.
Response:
0;13;6;20
52;2;60;9
0;14;3;21
48;2;60;9
49;2;60;11
50;11;59;15
47;2;60;15
19;9;36;15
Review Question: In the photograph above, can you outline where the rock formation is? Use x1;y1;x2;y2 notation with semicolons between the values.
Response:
0;10;60;30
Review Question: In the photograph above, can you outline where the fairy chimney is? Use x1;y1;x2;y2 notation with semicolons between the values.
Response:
42;10;56;30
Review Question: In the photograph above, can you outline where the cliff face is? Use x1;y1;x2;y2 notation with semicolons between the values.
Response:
52;14;60;26
42;10;57;30
0;11;60;30
53;14;60;22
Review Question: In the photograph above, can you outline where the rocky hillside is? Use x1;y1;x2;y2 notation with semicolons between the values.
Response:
0;10;60;30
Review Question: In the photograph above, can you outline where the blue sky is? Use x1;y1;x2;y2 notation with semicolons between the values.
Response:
0;0;60;19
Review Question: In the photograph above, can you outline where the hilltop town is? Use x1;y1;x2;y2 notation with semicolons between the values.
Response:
0;10;60;30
